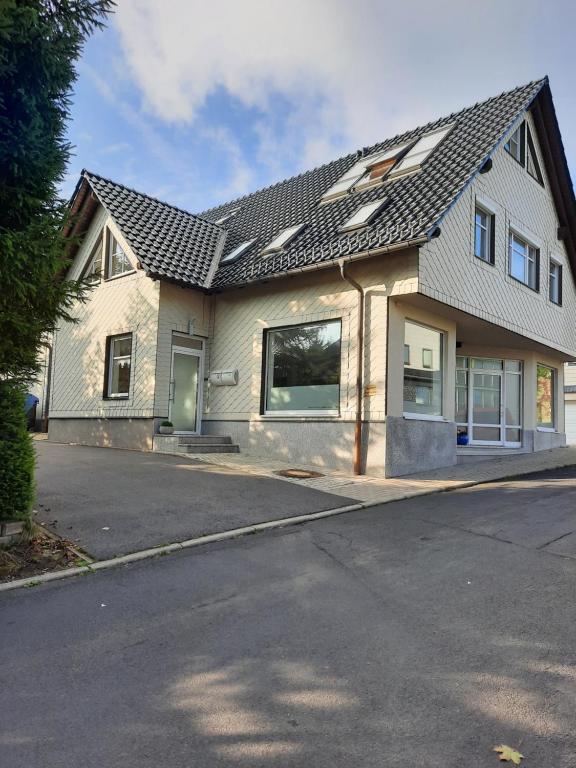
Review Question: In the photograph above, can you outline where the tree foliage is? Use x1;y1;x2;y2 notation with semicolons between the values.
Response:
0;0;114;385
0;0;113;521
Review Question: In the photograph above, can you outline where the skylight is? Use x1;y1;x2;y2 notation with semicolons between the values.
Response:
215;208;240;225
321;141;413;202
388;124;454;178
340;198;389;232
261;224;306;254
220;239;256;264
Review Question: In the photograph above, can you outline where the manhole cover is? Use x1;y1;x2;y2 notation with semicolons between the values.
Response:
274;468;324;479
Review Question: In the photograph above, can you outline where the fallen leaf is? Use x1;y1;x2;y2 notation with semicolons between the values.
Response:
493;745;524;764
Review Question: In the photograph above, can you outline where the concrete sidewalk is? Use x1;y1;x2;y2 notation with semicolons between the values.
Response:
177;445;576;504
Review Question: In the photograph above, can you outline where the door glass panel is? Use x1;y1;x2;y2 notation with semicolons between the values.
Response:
172;352;199;431
471;358;503;370
472;373;501;425
474;426;501;441
505;373;521;426
506;428;521;443
455;370;468;423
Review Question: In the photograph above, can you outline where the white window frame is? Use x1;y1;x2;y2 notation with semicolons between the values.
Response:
263;320;342;417
388;124;454;179
261;224;306;255
221;239;256;264
106;333;132;398
106;233;134;279
536;363;557;431
339;198;388;232
549;259;562;305
474;205;494;264
402;320;445;420
509;230;539;290
505;123;525;164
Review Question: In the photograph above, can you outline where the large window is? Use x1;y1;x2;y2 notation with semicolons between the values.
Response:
403;321;443;417
107;234;132;278
105;334;132;398
536;364;556;429
549;260;562;305
509;232;539;290
264;320;341;414
474;207;494;263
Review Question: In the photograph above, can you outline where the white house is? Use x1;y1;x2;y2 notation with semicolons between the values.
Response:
49;77;576;476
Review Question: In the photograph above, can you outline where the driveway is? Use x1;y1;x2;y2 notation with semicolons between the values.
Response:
35;442;355;558
2;467;576;767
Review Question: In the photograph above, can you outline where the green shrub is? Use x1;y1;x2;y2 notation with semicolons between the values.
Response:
0;382;34;522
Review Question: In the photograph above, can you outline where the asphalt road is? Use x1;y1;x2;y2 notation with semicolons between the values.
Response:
34;442;354;558
2;467;576;767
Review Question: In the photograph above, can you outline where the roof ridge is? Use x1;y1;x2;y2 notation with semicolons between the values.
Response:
199;77;548;217
82;169;222;230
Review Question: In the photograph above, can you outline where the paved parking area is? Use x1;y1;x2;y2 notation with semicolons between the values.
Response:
35;442;355;559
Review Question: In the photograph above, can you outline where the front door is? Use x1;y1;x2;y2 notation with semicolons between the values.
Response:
169;346;202;433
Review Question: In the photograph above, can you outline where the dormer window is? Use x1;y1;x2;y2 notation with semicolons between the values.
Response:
261;224;306;255
221;239;256;264
107;233;132;278
340;198;388;232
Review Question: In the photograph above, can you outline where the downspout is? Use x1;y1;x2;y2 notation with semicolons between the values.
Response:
40;340;53;433
338;259;364;475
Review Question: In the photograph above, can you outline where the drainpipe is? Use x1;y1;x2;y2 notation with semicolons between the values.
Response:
40;340;53;433
339;259;364;475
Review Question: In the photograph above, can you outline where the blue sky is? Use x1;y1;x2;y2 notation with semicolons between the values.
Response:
65;0;576;214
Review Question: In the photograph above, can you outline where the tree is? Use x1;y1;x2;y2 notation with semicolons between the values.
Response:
0;0;114;521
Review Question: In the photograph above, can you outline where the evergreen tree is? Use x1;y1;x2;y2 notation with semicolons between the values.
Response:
0;0;113;521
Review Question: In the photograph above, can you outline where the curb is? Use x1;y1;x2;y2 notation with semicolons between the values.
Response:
2;457;574;594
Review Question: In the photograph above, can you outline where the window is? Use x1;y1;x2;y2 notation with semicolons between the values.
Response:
536;364;556;429
107;234;132;278
388;125;453;179
221;239;256;264
474;207;494;263
321;142;411;201
340;198;388;232
505;124;525;164
81;235;103;280
403;321;443;417
509;232;539;290
549;260;562;305
261;224;306;255
526;126;544;184
404;344;410;365
105;334;132;398
214;208;240;225
264;320;341;414
422;348;433;369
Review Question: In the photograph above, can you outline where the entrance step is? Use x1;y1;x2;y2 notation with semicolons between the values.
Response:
178;442;240;454
456;446;531;464
177;435;233;445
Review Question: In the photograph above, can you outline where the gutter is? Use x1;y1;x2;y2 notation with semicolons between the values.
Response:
338;260;365;475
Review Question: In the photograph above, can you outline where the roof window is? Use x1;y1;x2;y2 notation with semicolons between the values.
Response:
388;124;454;178
261;224;306;255
214;208;240;225
340;198;389;232
321;142;412;201
220;239;256;264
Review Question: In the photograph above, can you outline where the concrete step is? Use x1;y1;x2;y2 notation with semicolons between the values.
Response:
177;435;233;445
178;443;240;454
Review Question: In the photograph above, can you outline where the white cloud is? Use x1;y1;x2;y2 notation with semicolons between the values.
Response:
113;0;576;191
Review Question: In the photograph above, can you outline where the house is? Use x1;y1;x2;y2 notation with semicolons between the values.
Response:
564;363;576;442
49;77;576;477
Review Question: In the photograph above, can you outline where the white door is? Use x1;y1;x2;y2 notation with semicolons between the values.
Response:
169;346;203;433
566;402;576;444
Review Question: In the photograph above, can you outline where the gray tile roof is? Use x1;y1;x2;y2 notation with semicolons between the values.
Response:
82;171;224;286
81;78;549;291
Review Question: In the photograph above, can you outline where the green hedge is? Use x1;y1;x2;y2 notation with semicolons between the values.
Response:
0;382;34;522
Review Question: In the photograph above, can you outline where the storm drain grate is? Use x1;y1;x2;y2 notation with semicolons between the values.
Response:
274;468;325;480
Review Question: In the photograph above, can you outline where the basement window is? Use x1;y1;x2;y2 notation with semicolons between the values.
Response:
339;198;389;232
220;239;256;264
261;224;306;255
